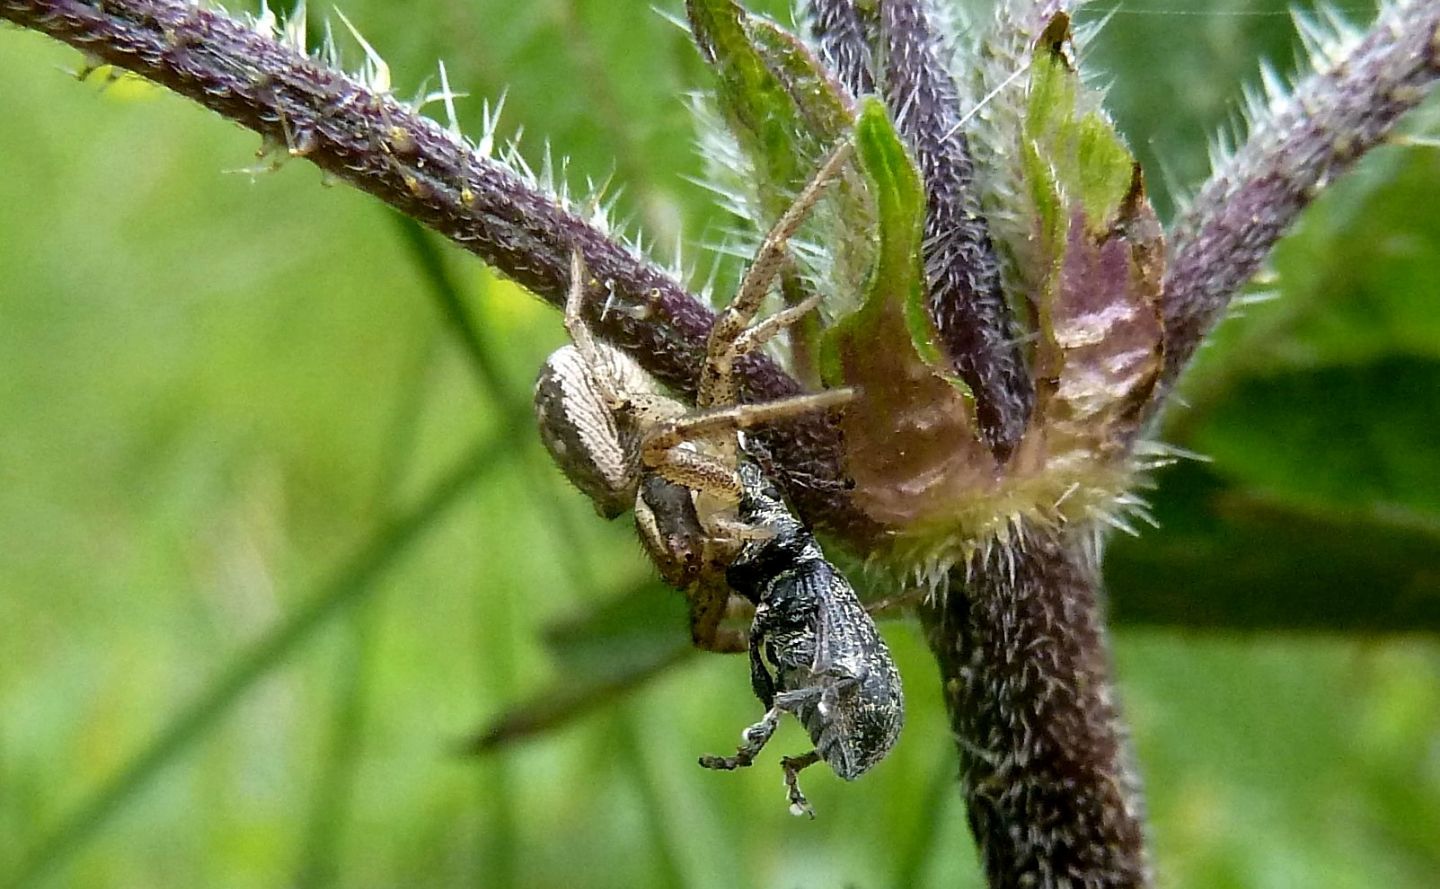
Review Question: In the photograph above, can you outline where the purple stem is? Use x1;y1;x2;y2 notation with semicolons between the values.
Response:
921;527;1150;888
808;0;876;98
879;0;1034;459
1158;0;1440;399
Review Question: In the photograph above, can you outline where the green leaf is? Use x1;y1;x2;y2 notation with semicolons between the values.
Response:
812;101;1007;539
9;436;515;888
742;16;852;144
1114;358;1440;633
542;581;693;676
461;641;695;755
1192;358;1440;514
1175;148;1440;417
458;580;704;754
820;99;938;382
1016;21;1163;447
686;0;849;218
1020;23;1149;271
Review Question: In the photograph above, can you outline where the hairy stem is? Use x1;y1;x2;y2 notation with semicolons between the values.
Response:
0;0;871;539
879;0;1034;459
1158;0;1440;398
808;0;876;98
921;527;1148;888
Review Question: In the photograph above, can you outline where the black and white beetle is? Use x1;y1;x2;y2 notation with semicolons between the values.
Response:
698;460;903;818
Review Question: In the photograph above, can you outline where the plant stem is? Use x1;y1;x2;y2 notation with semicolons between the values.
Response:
879;0;1033;458
1158;0;1440;399
920;525;1149;888
809;0;876;98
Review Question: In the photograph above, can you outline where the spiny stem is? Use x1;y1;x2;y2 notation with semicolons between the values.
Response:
0;0;872;540
808;0;876;98
1158;0;1440;399
878;0;1034;458
921;526;1149;888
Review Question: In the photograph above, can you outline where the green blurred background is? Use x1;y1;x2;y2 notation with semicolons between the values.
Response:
1;1;1437;886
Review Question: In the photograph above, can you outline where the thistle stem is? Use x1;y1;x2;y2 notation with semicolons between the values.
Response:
880;0;1035;458
808;0;876;98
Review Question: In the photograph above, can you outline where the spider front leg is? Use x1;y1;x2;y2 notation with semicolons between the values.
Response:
638;388;852;480
631;475;745;653
536;251;686;517
862;588;927;618
634;364;853;634
638;126;858;508
560;249;685;434
685;582;751;654
698;137;854;415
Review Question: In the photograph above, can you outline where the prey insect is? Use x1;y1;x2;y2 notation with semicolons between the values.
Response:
697;460;904;818
533;138;902;815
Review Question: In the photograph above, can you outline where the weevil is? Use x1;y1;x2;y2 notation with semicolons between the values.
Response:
533;138;903;814
697;460;903;818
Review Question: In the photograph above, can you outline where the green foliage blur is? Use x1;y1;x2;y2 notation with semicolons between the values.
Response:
1;1;1437;887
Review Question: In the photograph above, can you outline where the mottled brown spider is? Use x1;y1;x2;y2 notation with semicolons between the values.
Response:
533;140;855;653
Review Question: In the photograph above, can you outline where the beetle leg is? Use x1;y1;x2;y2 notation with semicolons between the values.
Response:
781;750;822;819
747;623;777;708
775;674;860;720
819;681;844;720
774;686;822;711
698;706;781;771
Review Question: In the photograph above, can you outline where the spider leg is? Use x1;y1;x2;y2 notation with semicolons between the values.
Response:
641;444;745;504
536;251;686;516
560;251;685;422
729;291;823;361
562;249;624;411
639;389;853;488
698;138;853;413
687;575;748;654
633;475;749;653
863;588;928;618
695;591;758;657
